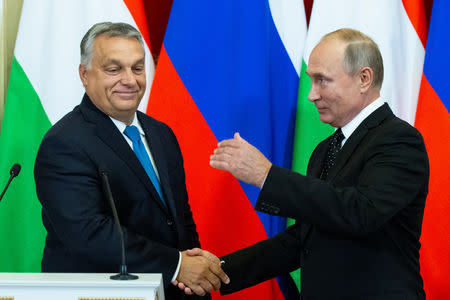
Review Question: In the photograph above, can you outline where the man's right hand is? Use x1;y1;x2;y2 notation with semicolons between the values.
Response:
176;249;229;296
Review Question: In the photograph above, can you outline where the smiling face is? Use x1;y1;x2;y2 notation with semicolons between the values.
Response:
79;35;146;125
306;39;367;128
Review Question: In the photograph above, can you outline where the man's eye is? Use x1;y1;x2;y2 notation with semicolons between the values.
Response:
106;68;120;73
133;66;144;73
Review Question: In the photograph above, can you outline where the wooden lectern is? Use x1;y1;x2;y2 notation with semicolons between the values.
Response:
0;273;164;300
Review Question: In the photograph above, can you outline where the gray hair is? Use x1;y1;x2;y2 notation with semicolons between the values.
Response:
80;22;145;68
322;28;384;89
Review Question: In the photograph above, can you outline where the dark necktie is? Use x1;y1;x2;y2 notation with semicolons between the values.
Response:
124;125;166;206
320;128;345;180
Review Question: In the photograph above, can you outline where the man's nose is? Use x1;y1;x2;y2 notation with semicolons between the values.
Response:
120;69;137;85
308;84;320;102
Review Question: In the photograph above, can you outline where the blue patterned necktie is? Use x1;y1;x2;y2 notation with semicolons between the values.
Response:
320;128;345;180
124;125;166;206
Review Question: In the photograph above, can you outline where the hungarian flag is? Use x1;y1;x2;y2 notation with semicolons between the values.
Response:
149;0;307;299
415;0;450;298
291;0;427;292
0;0;154;272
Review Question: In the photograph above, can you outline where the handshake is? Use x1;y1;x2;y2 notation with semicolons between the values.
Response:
174;248;229;296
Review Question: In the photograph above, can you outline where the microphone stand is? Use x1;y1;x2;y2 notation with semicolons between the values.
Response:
100;170;138;280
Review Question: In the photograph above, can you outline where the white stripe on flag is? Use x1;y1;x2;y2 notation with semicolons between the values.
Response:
268;0;307;76
14;0;154;124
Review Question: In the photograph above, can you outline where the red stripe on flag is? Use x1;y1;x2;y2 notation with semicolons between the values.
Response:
402;0;428;48
148;46;285;299
415;74;450;299
123;0;152;53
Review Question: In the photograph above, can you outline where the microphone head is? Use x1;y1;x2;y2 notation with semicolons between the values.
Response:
10;164;21;177
98;165;109;177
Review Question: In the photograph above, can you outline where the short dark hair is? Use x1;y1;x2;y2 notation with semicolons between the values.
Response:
80;22;144;68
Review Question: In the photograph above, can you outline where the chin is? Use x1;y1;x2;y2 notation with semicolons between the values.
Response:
320;118;336;127
318;114;329;123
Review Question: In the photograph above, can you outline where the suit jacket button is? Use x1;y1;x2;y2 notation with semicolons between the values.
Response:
167;219;174;226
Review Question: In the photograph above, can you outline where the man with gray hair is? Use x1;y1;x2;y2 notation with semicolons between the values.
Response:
34;22;228;299
181;28;429;299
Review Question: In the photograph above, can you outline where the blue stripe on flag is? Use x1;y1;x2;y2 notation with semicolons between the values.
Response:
164;0;298;238
423;0;450;112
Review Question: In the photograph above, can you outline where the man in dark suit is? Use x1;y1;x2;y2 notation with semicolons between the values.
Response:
34;22;228;299
181;28;429;299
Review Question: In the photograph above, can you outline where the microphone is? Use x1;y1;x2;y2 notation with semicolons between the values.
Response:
0;163;21;203
99;166;138;280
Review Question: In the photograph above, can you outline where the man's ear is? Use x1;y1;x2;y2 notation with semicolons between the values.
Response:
79;64;88;88
359;66;374;93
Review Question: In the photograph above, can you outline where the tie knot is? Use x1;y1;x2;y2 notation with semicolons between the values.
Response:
334;128;344;146
124;125;141;142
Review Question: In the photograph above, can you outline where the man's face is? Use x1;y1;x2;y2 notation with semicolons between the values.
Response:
306;39;364;128
79;35;146;124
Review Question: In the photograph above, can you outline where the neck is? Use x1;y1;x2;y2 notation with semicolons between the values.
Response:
111;113;135;126
361;89;380;110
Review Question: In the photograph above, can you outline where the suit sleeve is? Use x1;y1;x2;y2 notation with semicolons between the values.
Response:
34;133;179;286
220;224;301;295
256;125;429;236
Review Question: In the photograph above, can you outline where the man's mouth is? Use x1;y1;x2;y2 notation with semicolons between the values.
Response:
114;91;137;99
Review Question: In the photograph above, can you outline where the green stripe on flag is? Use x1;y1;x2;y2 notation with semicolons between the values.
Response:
289;60;334;291
0;57;51;272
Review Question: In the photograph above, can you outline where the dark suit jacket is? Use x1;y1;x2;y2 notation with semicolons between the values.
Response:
35;94;208;299
220;104;429;299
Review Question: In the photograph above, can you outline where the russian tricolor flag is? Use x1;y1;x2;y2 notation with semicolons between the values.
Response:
149;1;306;299
415;0;450;299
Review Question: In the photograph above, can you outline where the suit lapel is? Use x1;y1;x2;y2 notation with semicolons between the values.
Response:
79;94;169;214
301;103;392;244
138;112;178;221
326;103;392;182
308;137;332;178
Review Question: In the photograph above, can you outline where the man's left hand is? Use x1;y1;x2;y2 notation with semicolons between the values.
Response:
173;248;226;295
210;133;272;187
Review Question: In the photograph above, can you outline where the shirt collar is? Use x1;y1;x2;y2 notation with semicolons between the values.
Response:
109;113;145;136
340;97;385;141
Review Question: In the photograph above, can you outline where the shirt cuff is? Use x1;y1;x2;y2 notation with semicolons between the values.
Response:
260;171;269;189
171;251;182;282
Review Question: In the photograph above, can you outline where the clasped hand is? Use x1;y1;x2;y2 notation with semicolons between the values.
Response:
174;248;229;296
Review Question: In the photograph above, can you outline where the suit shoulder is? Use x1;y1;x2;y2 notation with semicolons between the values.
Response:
42;105;84;138
361;114;429;167
381;114;425;145
38;105;93;155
